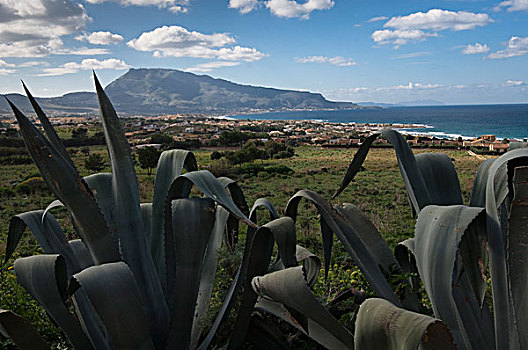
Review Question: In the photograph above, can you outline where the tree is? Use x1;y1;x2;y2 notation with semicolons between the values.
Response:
150;133;173;145
71;127;88;139
210;151;223;160
137;146;161;175
84;153;105;172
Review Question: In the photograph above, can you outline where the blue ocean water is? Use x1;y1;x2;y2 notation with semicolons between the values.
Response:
229;104;528;140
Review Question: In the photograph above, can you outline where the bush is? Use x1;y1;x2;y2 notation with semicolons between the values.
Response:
0;186;15;197
211;151;223;160
84;153;106;172
14;177;50;195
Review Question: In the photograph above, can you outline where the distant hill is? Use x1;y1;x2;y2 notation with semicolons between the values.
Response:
397;99;445;106
0;68;358;116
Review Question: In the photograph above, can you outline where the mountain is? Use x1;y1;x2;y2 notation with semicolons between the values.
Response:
0;68;357;116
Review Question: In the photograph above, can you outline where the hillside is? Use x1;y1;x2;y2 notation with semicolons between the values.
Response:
0;68;357;116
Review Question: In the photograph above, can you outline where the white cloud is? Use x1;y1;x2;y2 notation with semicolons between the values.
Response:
0;0;90;58
462;43;490;54
84;0;189;12
265;0;334;19
494;0;528;12
128;25;266;61
0;68;15;75
75;31;124;45
17;61;49;67
392;51;431;59
503;80;525;86
373;9;492;47
372;29;437;47
38;58;130;76
229;0;260;14
296;55;356;66
384;9;492;31
488;36;528;59
368;16;388;22
0;59;14;67
186;61;241;72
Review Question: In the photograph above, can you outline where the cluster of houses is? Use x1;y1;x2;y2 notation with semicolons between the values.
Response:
0;112;518;153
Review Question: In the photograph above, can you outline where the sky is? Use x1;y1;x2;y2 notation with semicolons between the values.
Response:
0;0;526;105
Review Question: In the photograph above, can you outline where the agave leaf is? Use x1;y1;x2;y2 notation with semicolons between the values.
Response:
167;170;255;228
335;203;399;274
295;245;321;288
228;222;275;349
22;83;73;166
333;129;430;214
5;98;120;264
414;205;489;349
68;239;95;271
14;255;94;350
484;149;528;349
197;198;279;349
218;177;250;250
140;203;153;241
0;309;49;350
191;206;230;349
320;218;333;279
150;149;197;288
415;153;462;206
70;262;155;350
394;239;420;290
285;190;401;307
354;298;455;350
4;209;83;275
165;198;215;347
507;166;528;349
94;73;169;346
252;266;354;350
470;159;495;207
83;173;117;237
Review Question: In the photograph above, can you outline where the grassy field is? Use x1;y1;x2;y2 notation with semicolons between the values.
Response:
0;144;486;347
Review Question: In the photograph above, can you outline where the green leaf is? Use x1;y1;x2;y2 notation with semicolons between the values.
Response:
167;170;255;228
165;198;215;348
70;262;155;350
252;266;354;350
228;222;275;349
354;298;454;350
218;177;250;250
415;153;462;206
414;205;489;349
333;129;430;214
285;190;402;307
295;245;321;288
94;73;169;346
140;203;153;242
14;255;94;350
83;173;117;237
68;239;95;271
507;166;528;349
22;82;73;167
150;149;196;290
0;309;50;350
191;206;231;349
394;239;420;290
5;98;120;264
484;149;528;349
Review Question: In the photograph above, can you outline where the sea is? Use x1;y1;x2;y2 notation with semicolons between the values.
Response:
228;104;528;141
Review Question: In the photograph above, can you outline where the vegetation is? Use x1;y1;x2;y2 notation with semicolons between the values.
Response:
1;77;527;350
137;146;161;175
84;154;106;172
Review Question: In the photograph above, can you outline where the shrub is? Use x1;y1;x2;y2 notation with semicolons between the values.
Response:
0;186;15;197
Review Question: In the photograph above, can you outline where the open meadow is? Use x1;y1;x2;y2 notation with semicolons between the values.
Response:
0;144;486;348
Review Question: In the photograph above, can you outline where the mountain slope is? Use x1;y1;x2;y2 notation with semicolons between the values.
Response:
1;68;357;115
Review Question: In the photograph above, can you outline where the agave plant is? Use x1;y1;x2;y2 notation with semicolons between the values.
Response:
0;74;284;349
1;74;459;349
330;129;528;349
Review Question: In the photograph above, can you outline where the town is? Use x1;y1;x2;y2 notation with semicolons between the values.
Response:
0;112;521;154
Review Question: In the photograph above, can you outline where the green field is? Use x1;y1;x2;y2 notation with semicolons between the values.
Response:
0;144;486;348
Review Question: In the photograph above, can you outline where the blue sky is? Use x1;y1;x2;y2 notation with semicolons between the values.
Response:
0;0;527;104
